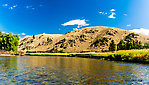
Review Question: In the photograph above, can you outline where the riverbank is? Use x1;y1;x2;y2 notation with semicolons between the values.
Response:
0;54;16;57
26;49;149;63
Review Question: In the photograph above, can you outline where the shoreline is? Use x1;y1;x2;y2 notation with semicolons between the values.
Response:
0;54;16;57
25;49;149;64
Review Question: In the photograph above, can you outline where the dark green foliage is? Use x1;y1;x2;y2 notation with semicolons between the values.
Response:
133;40;139;49
109;40;116;51
125;39;133;50
117;40;125;50
144;42;149;49
117;39;144;51
0;31;19;52
47;37;52;42
33;35;35;39
138;41;143;49
47;37;50;42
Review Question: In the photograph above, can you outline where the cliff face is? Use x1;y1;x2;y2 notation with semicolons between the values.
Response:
19;26;149;52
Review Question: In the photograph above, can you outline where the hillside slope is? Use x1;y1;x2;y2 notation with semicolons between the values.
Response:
18;34;62;51
19;26;149;52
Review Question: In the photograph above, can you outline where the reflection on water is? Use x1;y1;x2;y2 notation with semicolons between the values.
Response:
0;56;149;84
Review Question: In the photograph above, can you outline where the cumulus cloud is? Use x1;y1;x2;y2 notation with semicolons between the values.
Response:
2;4;8;7
99;12;103;14
110;9;115;12
130;28;149;35
126;24;131;27
24;35;31;38
9;5;17;10
108;12;116;19
2;32;5;33
21;33;26;35
62;19;89;29
99;9;116;19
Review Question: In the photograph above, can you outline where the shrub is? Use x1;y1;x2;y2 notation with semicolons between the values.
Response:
109;40;116;51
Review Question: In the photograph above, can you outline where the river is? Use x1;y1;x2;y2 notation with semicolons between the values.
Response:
0;56;149;84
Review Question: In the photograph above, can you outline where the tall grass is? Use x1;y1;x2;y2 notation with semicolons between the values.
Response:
26;49;149;63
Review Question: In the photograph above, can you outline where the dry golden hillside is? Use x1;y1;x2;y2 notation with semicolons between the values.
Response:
18;34;62;51
19;26;149;53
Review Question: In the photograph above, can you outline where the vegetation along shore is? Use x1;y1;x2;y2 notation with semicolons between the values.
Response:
26;49;149;64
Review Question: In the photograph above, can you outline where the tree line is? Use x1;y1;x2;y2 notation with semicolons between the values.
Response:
0;31;19;52
109;39;144;51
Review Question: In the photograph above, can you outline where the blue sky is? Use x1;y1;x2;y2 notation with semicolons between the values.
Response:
0;0;149;38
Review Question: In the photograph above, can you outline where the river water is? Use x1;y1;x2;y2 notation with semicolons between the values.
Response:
0;56;149;84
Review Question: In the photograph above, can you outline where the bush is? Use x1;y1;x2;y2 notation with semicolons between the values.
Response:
144;42;149;49
109;40;116;51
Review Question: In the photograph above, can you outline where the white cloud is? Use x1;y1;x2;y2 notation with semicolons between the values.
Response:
9;5;17;10
108;12;116;19
73;28;78;30
130;28;149;35
124;14;128;16
21;33;26;35
99;9;116;19
126;24;131;27
62;19;89;28
9;7;13;10
99;12;108;15
2;4;8;7
13;5;17;8
99;12;103;14
110;9;115;12
24;35;31;38
43;33;46;34
26;6;32;8
2;32;5;33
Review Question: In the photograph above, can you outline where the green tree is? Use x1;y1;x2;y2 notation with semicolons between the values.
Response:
109;40;116;51
117;39;125;50
144;42;149;49
138;41;143;49
133;40;139;49
0;32;19;52
47;37;50;42
33;35;35;39
126;39;133;50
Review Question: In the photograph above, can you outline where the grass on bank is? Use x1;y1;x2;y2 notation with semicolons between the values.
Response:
25;49;149;63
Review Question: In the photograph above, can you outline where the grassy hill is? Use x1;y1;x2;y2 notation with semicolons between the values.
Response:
19;26;149;53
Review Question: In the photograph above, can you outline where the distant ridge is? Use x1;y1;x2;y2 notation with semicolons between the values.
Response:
19;26;149;53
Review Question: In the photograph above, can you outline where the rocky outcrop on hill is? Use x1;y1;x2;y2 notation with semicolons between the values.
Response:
18;26;149;53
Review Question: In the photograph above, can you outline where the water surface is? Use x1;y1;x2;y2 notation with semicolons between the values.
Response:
0;56;149;84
